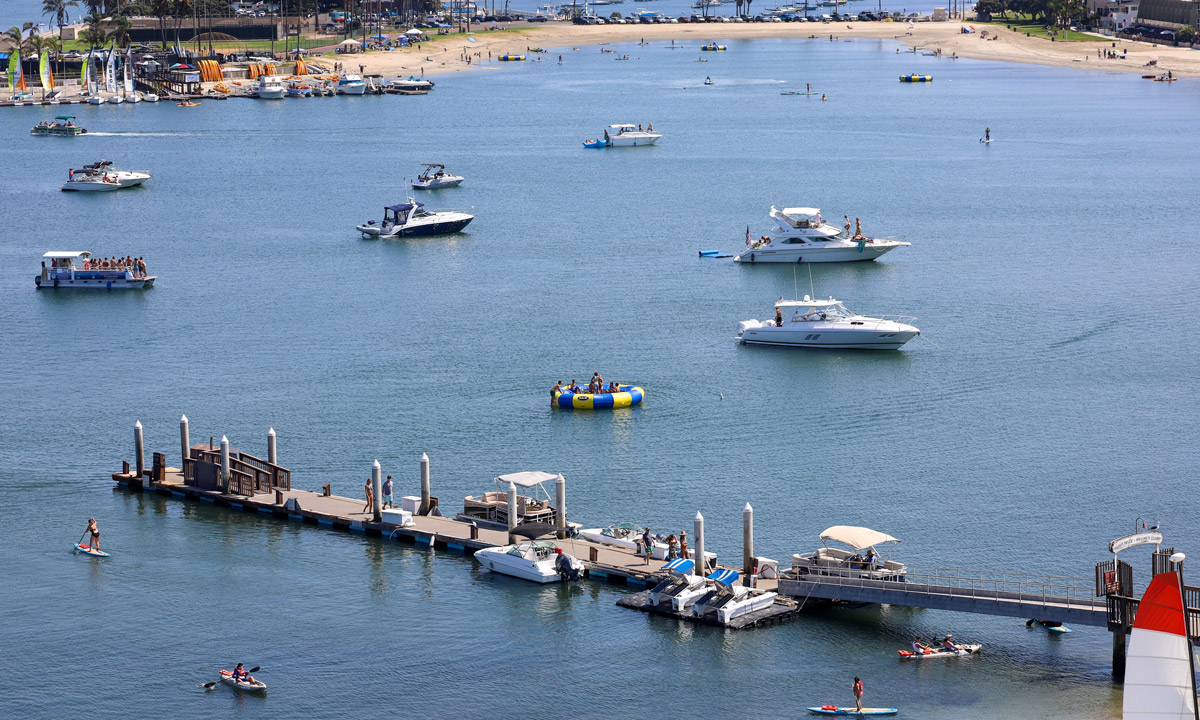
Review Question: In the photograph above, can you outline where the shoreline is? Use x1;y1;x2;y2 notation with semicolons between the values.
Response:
319;21;1199;81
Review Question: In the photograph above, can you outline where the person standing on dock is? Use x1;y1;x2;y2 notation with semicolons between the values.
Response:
382;475;394;510
853;677;864;713
642;527;653;566
362;476;373;514
680;531;689;560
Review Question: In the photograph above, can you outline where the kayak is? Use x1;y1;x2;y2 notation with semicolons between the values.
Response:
218;670;267;692
1032;619;1072;633
898;643;982;658
808;708;898;716
73;543;109;558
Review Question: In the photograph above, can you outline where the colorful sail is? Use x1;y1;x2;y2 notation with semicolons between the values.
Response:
104;46;116;93
39;50;51;90
1122;571;1196;720
6;50;17;90
80;52;89;90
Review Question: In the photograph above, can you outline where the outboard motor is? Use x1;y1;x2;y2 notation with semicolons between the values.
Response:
737;320;762;337
554;551;585;582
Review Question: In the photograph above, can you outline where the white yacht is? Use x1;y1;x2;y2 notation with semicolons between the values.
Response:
737;295;920;350
384;77;435;92
35;251;155;289
690;569;778;625
255;75;286;99
61;160;152;192
356;199;474;238
411;163;464;190
474;540;586;584
789;526;908;582
337;73;366;95
603;123;661;147
734;206;910;263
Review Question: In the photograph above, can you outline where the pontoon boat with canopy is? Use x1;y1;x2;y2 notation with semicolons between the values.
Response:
790;526;907;581
456;471;566;531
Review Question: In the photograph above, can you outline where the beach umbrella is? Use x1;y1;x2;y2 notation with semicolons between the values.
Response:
169;63;194;69
370;34;389;39
337;39;361;46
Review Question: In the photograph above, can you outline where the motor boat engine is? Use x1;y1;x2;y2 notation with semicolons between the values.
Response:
554;551;585;582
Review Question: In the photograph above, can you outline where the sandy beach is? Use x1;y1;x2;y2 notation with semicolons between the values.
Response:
316;21;1200;80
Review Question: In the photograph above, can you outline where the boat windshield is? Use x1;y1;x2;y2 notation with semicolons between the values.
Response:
792;303;853;321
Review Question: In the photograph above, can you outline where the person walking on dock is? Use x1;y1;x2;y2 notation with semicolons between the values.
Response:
853;677;864;713
382;475;394;510
642;527;653;565
362;476;373;514
680;531;689;560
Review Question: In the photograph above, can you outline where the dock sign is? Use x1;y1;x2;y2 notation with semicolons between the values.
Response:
1109;531;1163;554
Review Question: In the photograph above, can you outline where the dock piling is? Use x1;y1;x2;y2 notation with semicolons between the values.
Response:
695;511;706;575
743;502;754;577
372;460;382;522
134;421;145;480
507;482;518;531
556;473;566;539
220;435;230;493
267;427;277;465
179;415;189;468
420;452;430;515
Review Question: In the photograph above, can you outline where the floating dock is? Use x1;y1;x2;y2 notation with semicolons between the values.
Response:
616;591;803;629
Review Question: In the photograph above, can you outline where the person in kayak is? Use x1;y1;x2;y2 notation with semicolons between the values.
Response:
912;636;933;655
233;663;256;684
941;634;960;652
84;517;99;551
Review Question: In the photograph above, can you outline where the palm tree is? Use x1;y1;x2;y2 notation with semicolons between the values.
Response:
79;11;107;48
745;0;754;17
151;0;170;48
42;0;80;44
4;22;36;55
107;15;131;46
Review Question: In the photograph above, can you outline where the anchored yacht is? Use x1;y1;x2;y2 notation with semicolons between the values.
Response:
737;296;919;350
734;206;910;263
602;123;661;147
356;199;473;238
411;163;464;190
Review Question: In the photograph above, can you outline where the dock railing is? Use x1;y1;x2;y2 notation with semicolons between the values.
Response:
783;564;1102;609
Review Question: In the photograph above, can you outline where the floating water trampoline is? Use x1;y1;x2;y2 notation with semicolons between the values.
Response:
701;44;727;51
498;54;525;61
553;386;644;410
899;74;932;82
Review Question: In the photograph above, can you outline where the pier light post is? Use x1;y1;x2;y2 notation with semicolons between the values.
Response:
743;502;755;577
556;474;567;539
220;435;230;493
180;415;190;468
372;460;382;523
134;421;145;480
694;511;706;576
267;427;277;465
420;452;430;516
507;482;518;531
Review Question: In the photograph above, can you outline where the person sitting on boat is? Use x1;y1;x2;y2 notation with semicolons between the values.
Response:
864;549;878;567
941;634;960;652
233;663;256;684
912;636;932;655
647;123;653;132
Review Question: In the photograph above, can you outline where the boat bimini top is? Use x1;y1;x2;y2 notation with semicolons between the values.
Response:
708;568;739;587
663;557;695;579
819;526;899;551
494;471;561;502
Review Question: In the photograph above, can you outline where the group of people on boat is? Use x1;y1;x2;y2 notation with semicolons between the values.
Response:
912;634;961;654
36;118;75;128
552;373;624;397
79;255;149;277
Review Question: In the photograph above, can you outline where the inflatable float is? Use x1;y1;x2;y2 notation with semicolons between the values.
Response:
583;139;608;148
553;386;644;409
900;74;932;82
701;44;727;51
498;54;525;61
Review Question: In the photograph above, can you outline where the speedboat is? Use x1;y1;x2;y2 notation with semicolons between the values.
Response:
61;160;151;192
898;642;982;658
356;199;473;238
474;540;586;583
600;123;661;147
737;296;920;350
35;251;155;289
256;75;286;99
286;81;312;97
456;471;564;531
579;522;668;559
31;116;86;137
648;558;704;605
670;568;735;612
337;73;366;95
734;206;910;263
384;76;435;92
689;569;778;624
789;526;907;581
411;163;464;190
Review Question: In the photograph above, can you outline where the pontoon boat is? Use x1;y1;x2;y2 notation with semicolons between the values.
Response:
737;295;920;350
31;116;86;137
789;526;907;581
456;471;565;531
734;207;910;263
35;251;155;289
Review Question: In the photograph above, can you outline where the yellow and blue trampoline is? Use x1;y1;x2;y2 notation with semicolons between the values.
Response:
701;44;726;51
900;74;932;82
553;386;644;410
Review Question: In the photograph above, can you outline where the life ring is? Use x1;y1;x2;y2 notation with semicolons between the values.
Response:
552;386;644;410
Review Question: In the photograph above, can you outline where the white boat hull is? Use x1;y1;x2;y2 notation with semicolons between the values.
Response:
256;89;286;99
36;274;155;289
739;325;919;350
607;133;661;147
412;177;464;189
475;548;562;584
735;241;907;263
338;83;366;95
716;591;778;624
62;171;151;192
672;584;711;612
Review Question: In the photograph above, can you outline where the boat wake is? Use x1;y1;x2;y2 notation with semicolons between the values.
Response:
1049;318;1121;348
85;131;205;137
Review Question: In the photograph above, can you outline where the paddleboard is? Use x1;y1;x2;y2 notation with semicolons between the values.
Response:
808;708;899;716
218;670;267;692
73;543;109;557
1032;619;1072;633
980;138;991;144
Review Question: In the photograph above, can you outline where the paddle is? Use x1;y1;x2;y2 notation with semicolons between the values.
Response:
203;666;261;689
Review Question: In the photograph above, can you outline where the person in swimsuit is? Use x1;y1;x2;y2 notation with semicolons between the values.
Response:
913;636;932;655
362;476;373;514
853;676;864;712
941;634;960;652
233;663;256;684
551;380;562;400
84;517;99;551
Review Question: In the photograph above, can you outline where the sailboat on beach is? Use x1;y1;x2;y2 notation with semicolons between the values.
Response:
1122;564;1198;720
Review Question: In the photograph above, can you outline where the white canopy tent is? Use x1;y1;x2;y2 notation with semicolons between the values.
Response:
495;471;558;488
819;526;899;551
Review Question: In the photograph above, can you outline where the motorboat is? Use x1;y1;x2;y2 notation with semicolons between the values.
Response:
411;163;464;190
356;199;473;238
456;471;564;531
61;160;151;192
141;92;161;102
689;569;779;624
599;123;661;147
647;558;705;605
35;251;155;289
789;526;907;581
384;76;435;92
337;73;366;95
255;75;286;99
474;540;586;583
31;116;86;137
736;295;920;350
286;81;312;97
86;96;105;105
579;522;668;559
734;207;910;263
898;642;982;658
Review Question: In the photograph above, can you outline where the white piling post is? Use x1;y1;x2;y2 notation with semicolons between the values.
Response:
694;511;706;576
372;460;382;523
179;414;190;468
220;435;230;493
267;427;277;465
743;502;755;577
420;452;430;515
134;420;145;480
507;482;518;531
555;473;567;539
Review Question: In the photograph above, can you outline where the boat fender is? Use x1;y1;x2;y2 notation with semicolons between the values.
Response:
53;277;58;287
750;253;754;262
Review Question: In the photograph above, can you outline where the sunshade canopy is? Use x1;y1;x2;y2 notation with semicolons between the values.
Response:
508;522;558;539
495;471;557;488
43;251;90;259
820;526;899;551
664;558;695;576
708;568;739;586
385;202;423;213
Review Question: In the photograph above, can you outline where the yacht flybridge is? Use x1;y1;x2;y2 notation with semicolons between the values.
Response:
737;296;920;350
789;526;907;581
734;207;910;263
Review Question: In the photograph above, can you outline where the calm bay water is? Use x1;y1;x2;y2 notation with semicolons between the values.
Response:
1;36;1198;719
